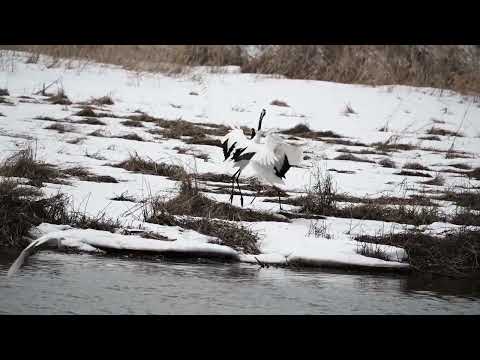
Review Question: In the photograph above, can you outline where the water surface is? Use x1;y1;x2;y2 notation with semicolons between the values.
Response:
1;251;479;314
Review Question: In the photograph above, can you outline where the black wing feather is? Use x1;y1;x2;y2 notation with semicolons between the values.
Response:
223;141;237;160
236;152;256;162
274;155;291;179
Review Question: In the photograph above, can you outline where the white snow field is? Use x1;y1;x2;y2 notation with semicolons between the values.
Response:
1;50;480;272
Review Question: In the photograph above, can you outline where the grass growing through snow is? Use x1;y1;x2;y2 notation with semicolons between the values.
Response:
113;152;186;180
47;88;72;105
395;170;432;178
301;164;337;215
334;153;375;163
83;95;114;106
75;117;106;125
44;123;76;133
282;163;441;225
307;220;332;239
148;118;229;139
148;172;286;223
356;229;480;278
403;162;430;171
112;133;145;142
422;174;445;186
63;167;118;183
449;163;472;170
145;172;267;254
0;178;120;249
0;180;69;248
121;119;145;127
355;243;390;261
0;146;66;187
280;123;342;139
427;127;463;137
378;158;396;168
270;99;289;107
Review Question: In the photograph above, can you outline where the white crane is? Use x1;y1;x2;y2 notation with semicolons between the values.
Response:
221;109;304;209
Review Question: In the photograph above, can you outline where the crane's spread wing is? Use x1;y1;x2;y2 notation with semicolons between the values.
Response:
252;133;304;179
276;142;304;167
221;128;249;161
250;141;279;169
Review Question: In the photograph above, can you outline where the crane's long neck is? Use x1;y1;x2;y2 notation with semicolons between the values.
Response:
252;131;263;144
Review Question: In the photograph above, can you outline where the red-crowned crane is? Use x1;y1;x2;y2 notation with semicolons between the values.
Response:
221;109;303;209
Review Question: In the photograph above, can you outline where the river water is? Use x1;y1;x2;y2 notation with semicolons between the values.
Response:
1;250;480;314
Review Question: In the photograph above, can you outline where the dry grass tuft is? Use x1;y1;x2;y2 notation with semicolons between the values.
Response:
355;242;390;261
270;99;289;107
307;220;332;239
34;115;66;122
427;127;463;137
126;113;159;123
378;158;396;168
334;153;375;163
121;120;145;128
87;95;114;106
403;162;430;171
66;137;86;145
301;166;337;215
151;118;229;139
149;173;286;223
435;188;480;211
0;146;66;187
395;170;432;178
356;229;480;278
47;88;72;105
422;174;445;186
88;129;106;137
44;123;76;133
339;202;440;226
280;124;342;139
185;136;222;147
0;179;68;248
75;107;98;117
419;135;441;141
343;103;357;115
112;133;145;142
113;152;186;180
337;148;387;155
75;117;106;125
110;192;136;202
449;163;472;170
63;167;118;183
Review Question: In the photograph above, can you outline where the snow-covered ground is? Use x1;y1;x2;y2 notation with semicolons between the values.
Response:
1;50;480;272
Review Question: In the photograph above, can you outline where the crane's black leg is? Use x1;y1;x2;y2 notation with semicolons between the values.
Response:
278;189;283;211
250;185;262;205
230;169;240;204
249;191;258;205
236;171;243;207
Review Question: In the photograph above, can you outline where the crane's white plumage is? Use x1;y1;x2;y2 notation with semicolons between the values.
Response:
250;133;303;186
221;109;304;208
